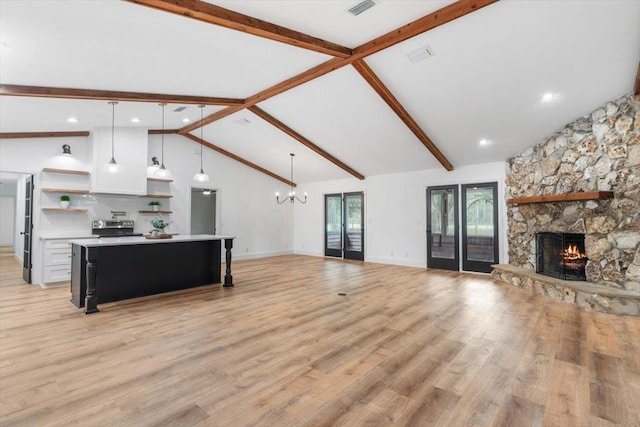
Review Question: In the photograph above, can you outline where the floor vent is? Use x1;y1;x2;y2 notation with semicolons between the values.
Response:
348;0;376;16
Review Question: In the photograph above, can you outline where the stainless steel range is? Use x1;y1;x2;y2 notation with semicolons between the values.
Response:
92;220;143;238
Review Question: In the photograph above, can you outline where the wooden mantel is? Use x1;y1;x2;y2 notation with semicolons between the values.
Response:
507;191;614;205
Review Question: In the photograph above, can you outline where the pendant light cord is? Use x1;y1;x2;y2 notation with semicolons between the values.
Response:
111;102;115;159
161;103;165;165
290;154;294;193
200;105;204;171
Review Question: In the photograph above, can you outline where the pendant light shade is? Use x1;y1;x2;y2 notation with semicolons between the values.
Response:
154;103;172;179
104;101;120;174
146;156;160;177
193;105;210;182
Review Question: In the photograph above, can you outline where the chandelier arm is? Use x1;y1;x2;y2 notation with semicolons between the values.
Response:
294;195;307;204
276;196;289;205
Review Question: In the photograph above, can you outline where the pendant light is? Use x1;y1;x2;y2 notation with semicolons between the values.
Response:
104;101;120;174
276;153;307;204
193;105;210;182
146;156;160;177
154;103;172;179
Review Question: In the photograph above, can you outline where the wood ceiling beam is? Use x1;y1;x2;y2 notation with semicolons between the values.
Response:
248;106;365;180
125;0;352;58
0;131;90;139
351;59;453;171
179;57;347;133
353;0;499;59
178;1;496;171
148;129;180;135
182;133;295;187
634;62;640;95
0;84;243;106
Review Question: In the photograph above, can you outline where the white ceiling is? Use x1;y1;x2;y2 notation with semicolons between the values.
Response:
1;0;639;184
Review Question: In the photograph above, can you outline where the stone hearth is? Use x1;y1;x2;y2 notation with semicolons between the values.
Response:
492;264;640;315
495;93;640;315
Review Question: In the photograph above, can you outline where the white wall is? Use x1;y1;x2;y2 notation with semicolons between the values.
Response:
0;133;294;284
293;162;508;269
0;196;15;246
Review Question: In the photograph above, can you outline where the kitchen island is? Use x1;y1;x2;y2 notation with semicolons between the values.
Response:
69;234;234;314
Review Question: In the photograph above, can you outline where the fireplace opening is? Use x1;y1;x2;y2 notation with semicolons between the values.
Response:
536;232;587;281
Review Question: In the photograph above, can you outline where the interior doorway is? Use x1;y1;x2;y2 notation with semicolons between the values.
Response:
0;171;32;282
190;188;217;235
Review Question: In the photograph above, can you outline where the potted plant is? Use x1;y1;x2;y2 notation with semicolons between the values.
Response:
148;200;161;212
150;218;171;236
60;195;70;209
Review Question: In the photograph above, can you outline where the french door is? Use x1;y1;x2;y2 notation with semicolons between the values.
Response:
427;182;499;273
324;192;364;261
22;175;34;283
427;185;459;271
462;183;499;273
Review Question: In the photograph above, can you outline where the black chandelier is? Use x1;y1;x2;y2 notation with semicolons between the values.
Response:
276;153;307;204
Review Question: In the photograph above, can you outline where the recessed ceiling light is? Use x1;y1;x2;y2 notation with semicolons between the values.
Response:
182;118;190;123
479;138;490;146
131;117;140;123
67;117;78;123
541;92;555;103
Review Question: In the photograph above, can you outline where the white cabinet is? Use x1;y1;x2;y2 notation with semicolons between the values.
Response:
90;127;148;195
41;239;72;287
40;238;90;287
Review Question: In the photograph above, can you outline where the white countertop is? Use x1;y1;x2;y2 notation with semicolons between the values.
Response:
40;234;95;240
68;234;234;247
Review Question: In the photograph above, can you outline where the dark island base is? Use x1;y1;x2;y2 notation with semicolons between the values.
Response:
71;239;228;313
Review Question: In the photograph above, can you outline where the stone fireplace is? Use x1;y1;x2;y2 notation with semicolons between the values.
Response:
492;93;640;315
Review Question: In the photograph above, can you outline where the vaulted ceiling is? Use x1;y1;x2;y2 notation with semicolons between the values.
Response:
1;0;639;184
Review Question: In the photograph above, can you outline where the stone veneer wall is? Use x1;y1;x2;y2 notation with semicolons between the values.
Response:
505;94;640;293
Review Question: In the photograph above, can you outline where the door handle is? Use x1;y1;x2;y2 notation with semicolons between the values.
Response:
20;232;25;235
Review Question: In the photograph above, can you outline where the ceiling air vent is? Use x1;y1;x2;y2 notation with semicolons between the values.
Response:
234;118;251;126
173;106;187;112
407;45;434;64
348;0;376;16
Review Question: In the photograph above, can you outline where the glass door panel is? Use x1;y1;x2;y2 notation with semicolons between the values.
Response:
344;192;364;261
324;194;342;257
462;183;499;273
427;185;459;271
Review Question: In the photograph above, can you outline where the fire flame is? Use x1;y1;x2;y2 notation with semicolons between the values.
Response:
563;244;586;260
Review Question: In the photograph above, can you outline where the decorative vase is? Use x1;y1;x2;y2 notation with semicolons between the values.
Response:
152;205;159;212
60;201;70;209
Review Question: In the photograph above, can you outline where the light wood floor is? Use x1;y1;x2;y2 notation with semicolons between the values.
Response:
1;255;639;427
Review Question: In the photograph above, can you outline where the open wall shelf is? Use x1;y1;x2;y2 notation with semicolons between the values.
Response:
42;168;90;176
138;210;173;214
42;207;88;212
42;188;90;194
143;194;173;199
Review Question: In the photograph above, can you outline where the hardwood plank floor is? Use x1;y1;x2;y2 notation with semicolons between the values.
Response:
1;255;639;426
